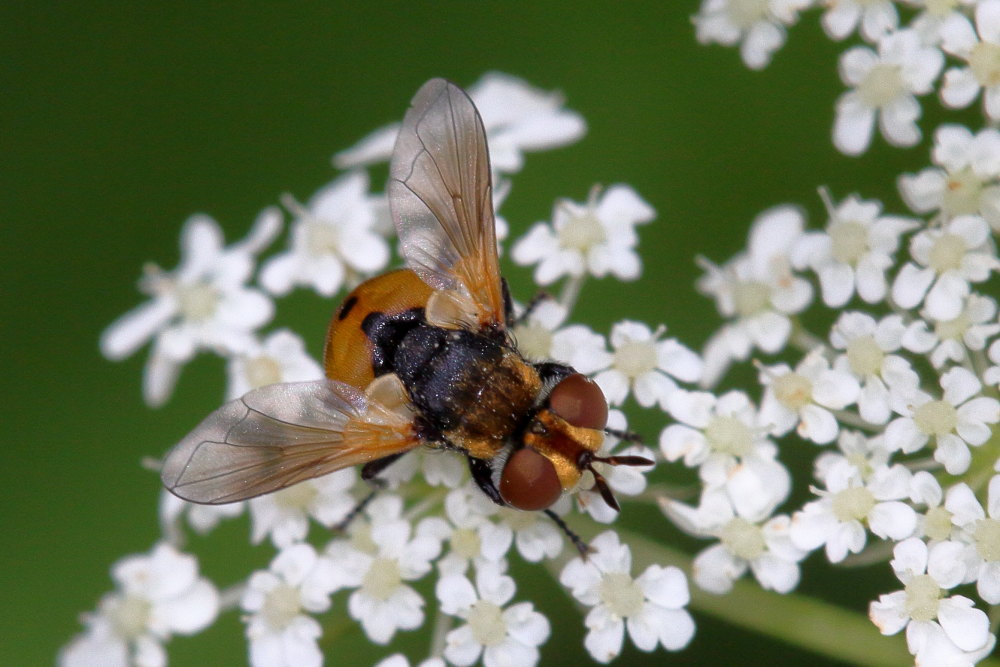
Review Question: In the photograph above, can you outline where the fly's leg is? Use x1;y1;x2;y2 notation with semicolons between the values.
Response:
544;509;593;557
469;456;504;506
333;452;406;532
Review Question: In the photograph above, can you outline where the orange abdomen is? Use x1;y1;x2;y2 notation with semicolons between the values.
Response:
323;269;433;389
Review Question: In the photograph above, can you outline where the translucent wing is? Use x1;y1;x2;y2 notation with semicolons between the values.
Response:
388;78;505;331
161;379;420;504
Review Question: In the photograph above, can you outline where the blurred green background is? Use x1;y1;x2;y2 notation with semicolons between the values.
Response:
3;2;946;665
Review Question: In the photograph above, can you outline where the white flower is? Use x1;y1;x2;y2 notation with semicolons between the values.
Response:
884;366;1000;474
495;504;566;563
249;469;357;548
905;0;980;46
923;293;1000;368
664;489;805;594
693;0;811;70
511;301;613;375
334;72;586;174
61;543;218;667
592;321;702;409
833;29;943;155
908;620;997;667
559;531;694;663
909;471;957;543
943;477;1000;604
226;328;323;400
325;495;444;644
575;410;656;523
828;312;919;424
791;194;917;307
510;299;569;362
661;390;790;519
869;537;992;658
758;349;861;444
436;483;513;575
100;209;279;406
242;543;339;667
815;430;892;487
891;214;998;321
512;185;654;285
261;171;389;297
898;124;1000;227
941;0;1000;120
822;0;898;42
436;563;550;667
791;459;916;562
698;205;811;386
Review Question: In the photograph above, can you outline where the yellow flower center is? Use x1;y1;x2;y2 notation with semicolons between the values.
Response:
725;0;768;29
733;281;771;317
450;528;482;559
262;583;302;631
846;335;884;377
773;372;813;410
177;282;219;321
109;595;152;639
720;517;766;560
974;518;1000;562
829;220;869;264
970;41;1000;88
859;65;904;108
913;400;958;437
599;571;645;618
362;557;402;601
558;212;606;252
705;416;753;456
904;574;942;622
832;486;876;522
245;355;283;389
513;323;553;361
943;167;983;216
923;506;954;542
928;233;966;273
468;601;507;646
614;339;658;379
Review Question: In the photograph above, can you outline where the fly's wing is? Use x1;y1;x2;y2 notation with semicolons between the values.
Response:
161;379;420;504
388;78;505;331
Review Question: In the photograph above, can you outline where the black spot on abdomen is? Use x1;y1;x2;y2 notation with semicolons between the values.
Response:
338;296;358;320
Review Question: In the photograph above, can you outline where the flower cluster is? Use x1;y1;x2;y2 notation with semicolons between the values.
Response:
67;3;1000;662
692;2;1000;663
65;72;697;667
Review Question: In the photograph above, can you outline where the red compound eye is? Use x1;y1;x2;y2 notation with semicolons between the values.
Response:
499;448;562;511
548;373;608;430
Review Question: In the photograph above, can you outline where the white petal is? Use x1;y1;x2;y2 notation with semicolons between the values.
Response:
942;366;982;406
892;263;935;309
868;501;917;540
937;596;991;651
869;591;909;635
798;405;838;444
818;263;855;307
941;68;981;109
925;273;969;321
927;540;968;589
101;299;175;360
833;91;875;155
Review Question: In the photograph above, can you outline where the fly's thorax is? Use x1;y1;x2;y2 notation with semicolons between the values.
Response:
398;327;542;458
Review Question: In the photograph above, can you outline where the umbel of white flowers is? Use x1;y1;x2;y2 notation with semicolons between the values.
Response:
66;3;1000;664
